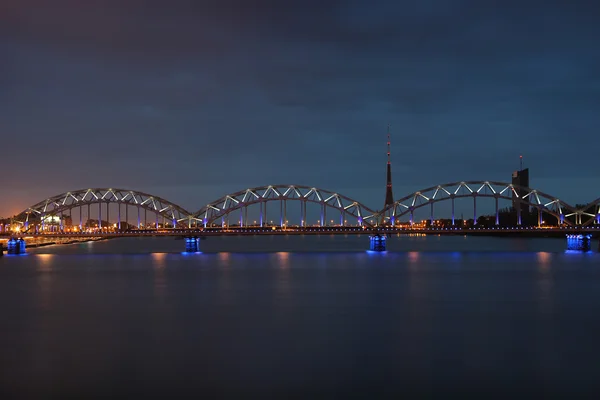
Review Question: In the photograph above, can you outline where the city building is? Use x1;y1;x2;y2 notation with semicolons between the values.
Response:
512;166;529;217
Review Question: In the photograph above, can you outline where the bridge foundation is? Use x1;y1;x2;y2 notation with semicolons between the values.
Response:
369;234;387;252
7;237;26;254
566;234;591;252
184;236;201;253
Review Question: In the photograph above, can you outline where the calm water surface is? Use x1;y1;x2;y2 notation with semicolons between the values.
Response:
1;235;600;397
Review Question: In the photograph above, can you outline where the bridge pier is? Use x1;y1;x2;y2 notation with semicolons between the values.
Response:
184;236;201;253
369;234;387;252
7;237;26;254
566;234;591;252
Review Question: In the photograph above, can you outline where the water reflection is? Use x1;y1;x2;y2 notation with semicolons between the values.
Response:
536;252;554;315
217;253;233;306
274;252;291;301
151;253;167;301
36;254;54;311
407;251;420;271
536;252;551;273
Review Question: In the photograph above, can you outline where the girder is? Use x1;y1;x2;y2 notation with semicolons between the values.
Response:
191;184;377;227
379;181;578;226
10;181;600;231
15;188;193;228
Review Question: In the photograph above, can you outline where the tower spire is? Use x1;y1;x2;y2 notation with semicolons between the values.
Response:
520;154;523;171
387;124;391;164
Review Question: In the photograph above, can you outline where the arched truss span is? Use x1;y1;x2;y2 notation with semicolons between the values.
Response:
379;181;578;226
576;197;600;226
15;188;193;229
190;185;378;227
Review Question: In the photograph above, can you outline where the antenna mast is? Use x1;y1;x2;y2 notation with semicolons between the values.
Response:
387;124;391;165
520;155;523;171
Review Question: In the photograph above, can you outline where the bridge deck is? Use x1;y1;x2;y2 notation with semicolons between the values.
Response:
3;226;599;238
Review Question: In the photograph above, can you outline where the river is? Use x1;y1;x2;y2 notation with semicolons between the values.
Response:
1;235;599;397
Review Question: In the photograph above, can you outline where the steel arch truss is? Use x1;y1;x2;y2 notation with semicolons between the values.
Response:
191;185;377;227
16;188;193;229
575;197;600;226
379;181;577;226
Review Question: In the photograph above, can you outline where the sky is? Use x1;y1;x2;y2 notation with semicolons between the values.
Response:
2;0;600;217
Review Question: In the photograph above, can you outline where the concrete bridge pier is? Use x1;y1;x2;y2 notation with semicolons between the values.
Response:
7;237;26;254
184;236;201;253
566;234;591;252
369;234;387;252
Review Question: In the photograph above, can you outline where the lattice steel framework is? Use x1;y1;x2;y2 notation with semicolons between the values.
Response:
15;188;192;230
575;197;600;226
378;181;579;226
190;185;377;228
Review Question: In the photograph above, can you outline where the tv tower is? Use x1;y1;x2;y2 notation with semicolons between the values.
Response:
383;125;394;223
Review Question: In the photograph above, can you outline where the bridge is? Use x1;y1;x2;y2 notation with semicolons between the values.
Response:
2;180;600;254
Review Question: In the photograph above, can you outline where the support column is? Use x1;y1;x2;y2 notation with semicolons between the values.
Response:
566;234;591;251
303;201;306;227
126;205;129;230
495;197;499;226
239;207;243;228
118;203;121;230
473;195;477;226
369;234;386;251
244;206;248;228
538;207;543;227
430;202;434;226
106;203;109;229
137;207;141;229
410;209;414;226
451;197;455;226
98;203;102;229
517;201;522;226
184;236;200;252
280;200;283;227
283;200;287;228
320;204;324;227
155;212;159;230
260;202;264;227
7;238;26;254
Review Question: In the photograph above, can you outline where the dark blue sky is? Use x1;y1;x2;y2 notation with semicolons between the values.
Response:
2;0;600;216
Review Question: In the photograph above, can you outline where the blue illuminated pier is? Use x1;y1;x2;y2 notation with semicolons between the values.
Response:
369;234;387;252
566;234;592;251
184;236;200;253
7;237;26;254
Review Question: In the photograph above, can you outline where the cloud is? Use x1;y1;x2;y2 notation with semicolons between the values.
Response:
2;0;600;215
